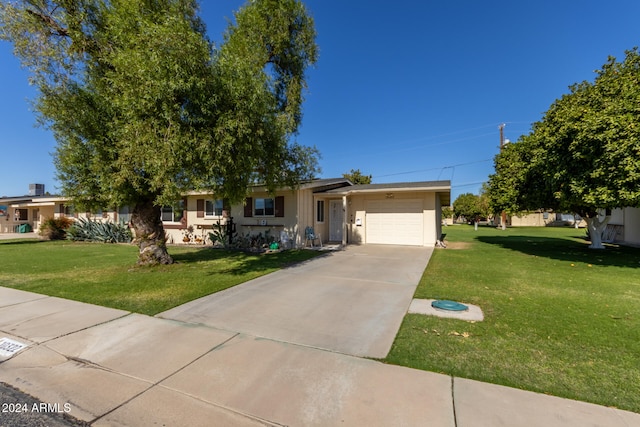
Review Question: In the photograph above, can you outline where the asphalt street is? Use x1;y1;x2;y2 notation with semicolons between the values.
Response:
0;382;88;427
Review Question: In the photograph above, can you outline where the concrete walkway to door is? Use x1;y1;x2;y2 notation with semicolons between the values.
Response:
158;244;432;358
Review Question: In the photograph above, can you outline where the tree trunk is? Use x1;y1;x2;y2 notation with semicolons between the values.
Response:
585;214;610;250
131;198;174;265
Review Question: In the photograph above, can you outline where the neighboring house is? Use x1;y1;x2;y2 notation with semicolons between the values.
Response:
0;195;39;233
508;211;585;227
1;194;123;234
0;184;127;234
497;207;640;247
606;207;640;246
1;179;452;248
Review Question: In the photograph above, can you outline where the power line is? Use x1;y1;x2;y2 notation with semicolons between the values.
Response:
374;158;492;179
452;181;486;189
437;166;453;180
321;121;531;162
382;121;530;147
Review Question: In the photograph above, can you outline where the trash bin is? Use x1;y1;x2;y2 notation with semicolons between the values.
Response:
18;224;32;233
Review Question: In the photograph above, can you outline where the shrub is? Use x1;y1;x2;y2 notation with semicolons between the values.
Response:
229;230;276;251
39;217;74;240
66;217;132;243
208;221;232;247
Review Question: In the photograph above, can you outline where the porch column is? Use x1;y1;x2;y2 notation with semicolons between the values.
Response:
342;195;348;246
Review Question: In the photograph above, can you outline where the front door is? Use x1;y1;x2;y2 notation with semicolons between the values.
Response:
329;200;344;241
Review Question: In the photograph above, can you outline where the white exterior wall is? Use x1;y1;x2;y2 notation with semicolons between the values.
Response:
231;189;302;247
296;188;313;247
608;208;625;225
622;207;640;246
424;192;437;245
510;212;555;227
346;191;440;246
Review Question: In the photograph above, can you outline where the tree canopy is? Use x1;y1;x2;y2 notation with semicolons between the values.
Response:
0;0;319;264
487;48;640;247
342;168;372;185
453;193;482;222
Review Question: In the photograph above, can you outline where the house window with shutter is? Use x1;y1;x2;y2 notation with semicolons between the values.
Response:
245;196;284;217
274;195;284;218
205;199;224;217
255;198;274;216
161;200;184;222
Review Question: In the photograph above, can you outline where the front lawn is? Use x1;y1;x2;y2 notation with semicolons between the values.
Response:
0;240;321;315
385;225;640;413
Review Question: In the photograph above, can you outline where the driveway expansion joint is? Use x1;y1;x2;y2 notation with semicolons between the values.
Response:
451;376;458;427
0;295;49;309
90;331;243;424
38;311;134;345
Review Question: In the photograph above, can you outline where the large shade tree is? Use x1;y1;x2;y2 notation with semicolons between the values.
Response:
487;48;640;248
342;168;372;185
0;0;319;264
453;193;482;223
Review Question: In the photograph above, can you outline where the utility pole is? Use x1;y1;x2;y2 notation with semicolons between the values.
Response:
499;124;507;230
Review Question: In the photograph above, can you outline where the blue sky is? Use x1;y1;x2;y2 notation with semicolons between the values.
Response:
2;1;640;201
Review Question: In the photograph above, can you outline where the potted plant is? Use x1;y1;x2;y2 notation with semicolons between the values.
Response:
181;226;194;243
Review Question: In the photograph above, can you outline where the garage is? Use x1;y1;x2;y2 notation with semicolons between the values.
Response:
321;180;450;247
365;199;424;246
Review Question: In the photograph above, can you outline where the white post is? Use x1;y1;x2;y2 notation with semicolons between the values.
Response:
342;195;348;246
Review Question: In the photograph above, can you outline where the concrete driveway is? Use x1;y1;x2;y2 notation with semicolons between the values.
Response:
158;244;432;358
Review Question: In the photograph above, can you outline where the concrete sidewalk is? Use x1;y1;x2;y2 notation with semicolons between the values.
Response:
1;287;638;426
0;232;38;240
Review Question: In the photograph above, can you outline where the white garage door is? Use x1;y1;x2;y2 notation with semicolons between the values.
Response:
366;199;424;246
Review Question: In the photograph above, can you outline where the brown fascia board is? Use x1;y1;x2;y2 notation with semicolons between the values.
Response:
184;178;352;196
300;177;352;190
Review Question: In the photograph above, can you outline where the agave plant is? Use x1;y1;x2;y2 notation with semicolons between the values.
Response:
66;217;132;243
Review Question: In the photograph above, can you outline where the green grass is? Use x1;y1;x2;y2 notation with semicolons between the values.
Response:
385;225;640;413
0;240;322;315
3;230;639;412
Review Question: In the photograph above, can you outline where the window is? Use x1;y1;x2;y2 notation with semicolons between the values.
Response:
316;200;325;222
255;198;274;216
162;201;184;222
91;209;107;219
244;196;283;218
14;209;28;221
118;206;131;224
58;203;74;217
205;199;224;217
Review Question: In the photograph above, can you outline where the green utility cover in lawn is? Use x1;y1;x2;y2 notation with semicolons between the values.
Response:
431;300;469;312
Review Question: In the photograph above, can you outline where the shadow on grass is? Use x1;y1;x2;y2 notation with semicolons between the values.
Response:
170;247;325;275
476;234;640;268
